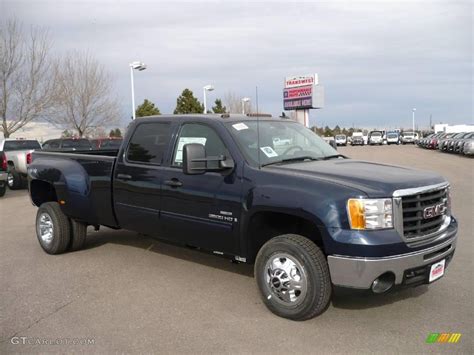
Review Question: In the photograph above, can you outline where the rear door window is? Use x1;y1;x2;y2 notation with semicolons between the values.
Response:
126;123;171;165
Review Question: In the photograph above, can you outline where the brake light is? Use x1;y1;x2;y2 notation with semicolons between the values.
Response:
26;152;32;164
1;152;7;171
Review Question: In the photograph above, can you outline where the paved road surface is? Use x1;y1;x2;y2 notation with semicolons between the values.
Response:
0;145;472;353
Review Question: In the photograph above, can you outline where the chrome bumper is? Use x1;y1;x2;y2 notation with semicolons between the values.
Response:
327;233;457;289
0;171;7;181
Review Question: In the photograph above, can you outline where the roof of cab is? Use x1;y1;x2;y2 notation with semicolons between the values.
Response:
133;113;279;123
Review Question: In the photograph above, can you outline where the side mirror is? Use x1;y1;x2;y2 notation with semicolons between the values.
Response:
183;143;206;175
183;143;235;175
329;140;337;150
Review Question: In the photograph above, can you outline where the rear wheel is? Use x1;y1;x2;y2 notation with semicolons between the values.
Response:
7;168;23;190
36;202;71;254
69;219;87;251
255;234;331;321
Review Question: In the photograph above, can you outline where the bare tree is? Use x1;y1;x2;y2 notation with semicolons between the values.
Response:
0;19;55;138
223;91;254;114
49;52;120;137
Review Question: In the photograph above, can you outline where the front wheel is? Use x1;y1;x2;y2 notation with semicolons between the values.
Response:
255;234;331;321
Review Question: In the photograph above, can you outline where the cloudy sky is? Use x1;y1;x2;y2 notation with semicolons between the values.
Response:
2;0;472;129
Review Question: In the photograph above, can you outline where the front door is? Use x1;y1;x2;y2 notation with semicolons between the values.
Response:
113;121;172;236
160;123;241;254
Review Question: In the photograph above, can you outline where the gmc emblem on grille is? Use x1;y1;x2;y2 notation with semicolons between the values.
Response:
423;202;447;219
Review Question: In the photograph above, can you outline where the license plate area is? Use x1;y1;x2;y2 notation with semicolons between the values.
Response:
429;259;445;283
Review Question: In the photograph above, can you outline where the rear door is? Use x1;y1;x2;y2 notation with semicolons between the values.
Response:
113;121;173;235
160;122;242;254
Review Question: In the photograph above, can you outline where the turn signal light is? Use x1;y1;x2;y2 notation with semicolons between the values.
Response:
347;199;365;229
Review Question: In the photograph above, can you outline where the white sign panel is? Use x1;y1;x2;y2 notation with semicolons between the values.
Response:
284;74;319;88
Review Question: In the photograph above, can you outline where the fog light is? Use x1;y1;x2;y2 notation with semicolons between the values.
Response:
371;272;395;294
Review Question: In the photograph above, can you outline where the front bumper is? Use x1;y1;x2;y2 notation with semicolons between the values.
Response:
328;233;457;289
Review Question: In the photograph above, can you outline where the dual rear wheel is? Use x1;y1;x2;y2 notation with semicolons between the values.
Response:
36;202;87;254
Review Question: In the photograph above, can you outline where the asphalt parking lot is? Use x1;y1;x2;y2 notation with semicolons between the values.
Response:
0;145;472;353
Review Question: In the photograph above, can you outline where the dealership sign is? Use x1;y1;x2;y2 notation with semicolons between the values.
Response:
283;85;314;110
284;74;319;88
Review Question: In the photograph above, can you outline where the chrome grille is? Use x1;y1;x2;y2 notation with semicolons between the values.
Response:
401;187;448;239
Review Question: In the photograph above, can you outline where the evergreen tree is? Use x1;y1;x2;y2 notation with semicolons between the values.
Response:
174;89;204;114
135;99;161;117
114;128;122;137
109;129;115;137
61;129;73;138
212;99;227;113
324;126;333;137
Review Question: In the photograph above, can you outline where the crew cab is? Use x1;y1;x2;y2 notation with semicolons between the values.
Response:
28;115;458;320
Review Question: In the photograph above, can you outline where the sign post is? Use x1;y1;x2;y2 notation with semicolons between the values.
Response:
283;74;324;127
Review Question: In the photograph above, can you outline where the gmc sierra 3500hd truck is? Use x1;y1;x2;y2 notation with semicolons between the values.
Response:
28;114;457;320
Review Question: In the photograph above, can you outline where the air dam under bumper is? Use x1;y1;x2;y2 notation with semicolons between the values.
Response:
327;234;457;289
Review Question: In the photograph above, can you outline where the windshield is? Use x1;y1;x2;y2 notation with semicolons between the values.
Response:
226;120;338;167
61;139;91;149
403;132;414;137
335;135;346;139
3;140;41;151
387;133;398;138
370;132;382;137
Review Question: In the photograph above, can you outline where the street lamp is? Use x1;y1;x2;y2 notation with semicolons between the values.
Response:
129;61;147;120
412;108;416;133
203;85;214;114
241;97;250;114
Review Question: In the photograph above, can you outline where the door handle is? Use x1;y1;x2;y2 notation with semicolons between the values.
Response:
164;179;183;188
117;173;132;180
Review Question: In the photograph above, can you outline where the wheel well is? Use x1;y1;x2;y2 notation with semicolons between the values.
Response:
246;211;325;263
30;180;57;206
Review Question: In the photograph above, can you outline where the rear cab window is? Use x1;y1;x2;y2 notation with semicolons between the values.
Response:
126;123;172;165
3;140;41;151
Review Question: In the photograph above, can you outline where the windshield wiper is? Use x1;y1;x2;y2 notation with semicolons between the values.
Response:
321;154;346;160
261;156;319;167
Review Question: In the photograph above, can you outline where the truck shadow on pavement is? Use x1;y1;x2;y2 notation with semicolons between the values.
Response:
83;228;255;278
331;284;429;310
83;228;429;310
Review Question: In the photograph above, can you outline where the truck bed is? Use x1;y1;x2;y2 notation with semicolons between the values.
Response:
30;150;120;227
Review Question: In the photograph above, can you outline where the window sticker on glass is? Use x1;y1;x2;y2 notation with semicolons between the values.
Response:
232;123;249;131
260;146;278;158
174;137;207;163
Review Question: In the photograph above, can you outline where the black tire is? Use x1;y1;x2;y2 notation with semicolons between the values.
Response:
0;182;6;197
255;234;331;321
7;168;23;190
36;202;71;254
69;219;87;251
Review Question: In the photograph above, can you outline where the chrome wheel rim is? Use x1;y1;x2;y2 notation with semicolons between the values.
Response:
7;173;14;186
264;253;308;307
38;213;54;245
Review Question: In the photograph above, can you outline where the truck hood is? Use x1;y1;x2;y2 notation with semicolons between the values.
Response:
265;159;446;197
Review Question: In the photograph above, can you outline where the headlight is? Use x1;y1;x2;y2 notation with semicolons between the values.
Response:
347;198;393;230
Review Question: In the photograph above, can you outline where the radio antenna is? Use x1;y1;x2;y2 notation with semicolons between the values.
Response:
256;85;261;169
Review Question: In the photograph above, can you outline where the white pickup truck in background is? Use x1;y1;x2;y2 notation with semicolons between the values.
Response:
0;139;42;189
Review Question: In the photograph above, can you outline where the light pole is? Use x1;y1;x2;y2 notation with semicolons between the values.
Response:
129;61;147;120
241;97;250;114
202;85;214;114
412;108;416;133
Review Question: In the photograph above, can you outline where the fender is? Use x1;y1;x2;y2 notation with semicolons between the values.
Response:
29;152;118;227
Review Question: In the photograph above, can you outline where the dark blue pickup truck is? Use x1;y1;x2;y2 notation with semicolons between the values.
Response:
28;114;457;320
